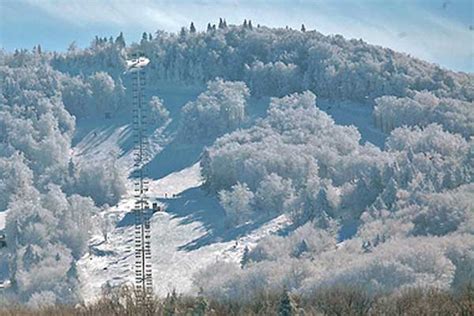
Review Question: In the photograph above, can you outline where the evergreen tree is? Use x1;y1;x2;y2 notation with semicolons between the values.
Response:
248;20;253;30
241;246;250;268
301;24;306;32
148;33;153;41
142;32;148;43
207;23;212;32
192;295;208;316
223;19;227;28
278;289;297;316
190;22;196;33
115;32;126;48
218;18;224;29
243;19;248;28
163;289;178;316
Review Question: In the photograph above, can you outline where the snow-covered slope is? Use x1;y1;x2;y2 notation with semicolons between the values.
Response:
77;163;288;302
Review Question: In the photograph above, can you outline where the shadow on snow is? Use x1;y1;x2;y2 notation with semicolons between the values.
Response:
116;185;281;251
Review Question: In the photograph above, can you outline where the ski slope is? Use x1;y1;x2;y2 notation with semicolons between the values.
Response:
77;163;289;301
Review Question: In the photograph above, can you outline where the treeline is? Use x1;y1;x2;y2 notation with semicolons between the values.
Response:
48;22;473;143
1;284;472;315
51;21;473;102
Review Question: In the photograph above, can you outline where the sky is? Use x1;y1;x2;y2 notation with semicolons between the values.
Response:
0;0;473;72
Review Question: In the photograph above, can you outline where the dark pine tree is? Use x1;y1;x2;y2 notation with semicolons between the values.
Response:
278;289;297;316
301;24;306;32
192;295;208;316
190;22;196;33
115;32;126;48
241;246;250;268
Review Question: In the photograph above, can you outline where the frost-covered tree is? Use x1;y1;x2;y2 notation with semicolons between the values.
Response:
131;24;472;101
195;229;472;300
148;96;170;126
244;61;300;97
219;182;254;224
0;152;33;211
201;91;387;223
179;79;250;142
385;124;472;193
87;71;116;115
255;174;297;215
0;52;125;304
52;34;127;78
74;159;127;206
195;87;472;299
374;91;474;138
5;184;98;304
60;74;92;117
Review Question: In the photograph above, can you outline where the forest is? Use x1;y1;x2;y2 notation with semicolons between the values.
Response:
0;21;472;312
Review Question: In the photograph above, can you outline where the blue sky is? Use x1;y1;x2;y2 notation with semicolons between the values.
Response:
0;0;473;72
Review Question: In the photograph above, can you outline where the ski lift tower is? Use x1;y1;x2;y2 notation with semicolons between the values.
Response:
126;53;153;302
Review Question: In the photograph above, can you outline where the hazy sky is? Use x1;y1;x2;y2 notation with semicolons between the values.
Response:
0;0;473;72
